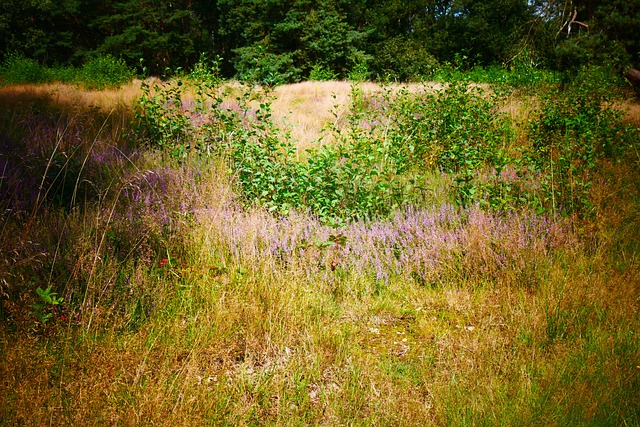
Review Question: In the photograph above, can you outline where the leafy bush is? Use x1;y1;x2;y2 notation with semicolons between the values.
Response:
505;51;556;88
454;50;556;88
522;66;637;216
347;61;370;83
0;55;50;85
134;73;513;218
134;65;638;220
372;37;439;82
442;65;638;216
378;80;512;208
188;54;222;86
79;55;134;89
134;78;414;219
134;79;192;157
222;79;515;218
234;44;301;86
48;66;79;83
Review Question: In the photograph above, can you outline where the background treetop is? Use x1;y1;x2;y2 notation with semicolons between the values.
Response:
0;0;638;82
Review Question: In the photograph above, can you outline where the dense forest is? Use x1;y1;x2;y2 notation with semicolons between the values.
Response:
1;0;639;82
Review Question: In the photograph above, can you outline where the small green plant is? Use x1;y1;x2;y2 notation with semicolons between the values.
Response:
188;53;222;86
134;78;192;156
348;61;369;82
230;95;299;214
32;285;64;326
308;63;337;81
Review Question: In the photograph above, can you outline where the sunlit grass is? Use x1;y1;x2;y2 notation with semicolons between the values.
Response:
0;79;639;426
271;81;441;153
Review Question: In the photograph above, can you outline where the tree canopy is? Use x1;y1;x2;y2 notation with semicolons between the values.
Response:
0;0;638;81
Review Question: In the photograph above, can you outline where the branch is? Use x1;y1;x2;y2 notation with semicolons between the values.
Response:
557;7;590;39
567;9;589;37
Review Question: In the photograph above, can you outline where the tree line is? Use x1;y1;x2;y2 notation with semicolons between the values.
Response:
1;0;638;82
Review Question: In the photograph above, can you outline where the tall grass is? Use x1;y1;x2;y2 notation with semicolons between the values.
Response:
1;68;639;425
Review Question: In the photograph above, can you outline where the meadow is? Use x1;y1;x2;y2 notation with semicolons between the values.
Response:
1;63;639;425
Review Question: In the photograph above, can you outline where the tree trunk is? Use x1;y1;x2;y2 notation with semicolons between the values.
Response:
625;68;640;87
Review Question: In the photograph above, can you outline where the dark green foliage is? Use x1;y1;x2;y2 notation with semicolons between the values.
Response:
0;54;133;88
554;33;630;83
93;0;207;74
373;37;439;82
2;0;640;82
529;0;640;76
234;45;301;86
79;55;134;89
47;66;80;84
223;0;369;83
0;55;50;85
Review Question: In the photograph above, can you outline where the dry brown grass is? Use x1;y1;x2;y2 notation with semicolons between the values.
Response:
271;81;352;152
271;81;445;152
0;81;142;112
0;79;451;155
621;100;640;127
3;243;637;425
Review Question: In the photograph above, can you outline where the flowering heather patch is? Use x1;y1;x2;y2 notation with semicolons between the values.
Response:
195;200;576;289
121;166;191;224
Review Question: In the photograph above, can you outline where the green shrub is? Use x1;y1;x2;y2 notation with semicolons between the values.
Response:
48;66;78;83
505;52;556;88
134;79;192;156
234;44;301;86
0;55;50;85
134;65;637;220
79;55;134;89
348;61;369;83
372;37;439;82
523;66;637;216
188;54;222;86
